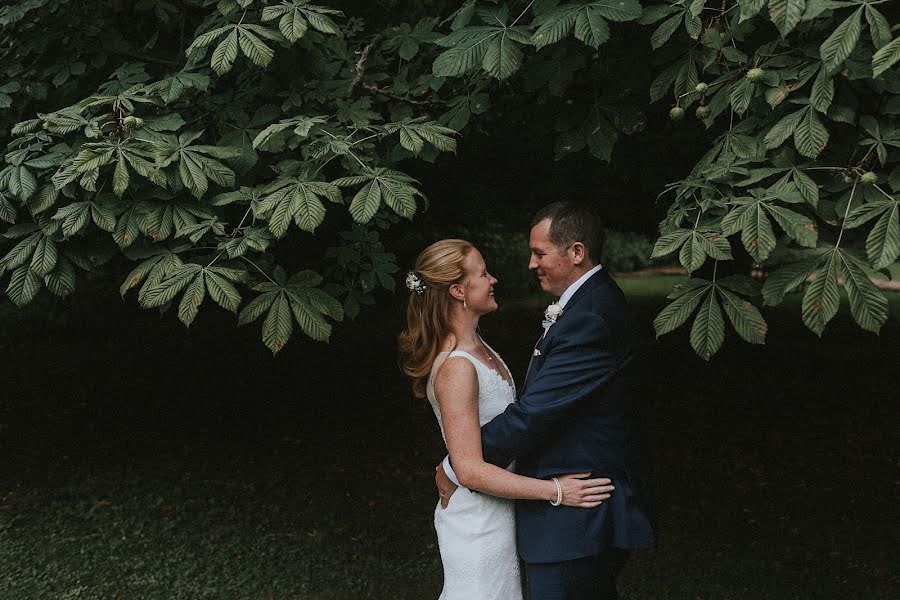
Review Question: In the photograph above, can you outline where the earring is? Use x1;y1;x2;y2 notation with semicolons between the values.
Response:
463;298;467;309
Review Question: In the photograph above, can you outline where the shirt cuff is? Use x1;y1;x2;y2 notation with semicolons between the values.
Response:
442;455;460;486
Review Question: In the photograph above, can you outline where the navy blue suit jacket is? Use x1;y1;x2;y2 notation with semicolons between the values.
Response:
481;269;655;563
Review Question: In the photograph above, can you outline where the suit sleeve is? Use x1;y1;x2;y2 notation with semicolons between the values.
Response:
480;311;620;468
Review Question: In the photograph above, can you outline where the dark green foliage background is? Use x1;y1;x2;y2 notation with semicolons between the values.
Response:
2;1;897;358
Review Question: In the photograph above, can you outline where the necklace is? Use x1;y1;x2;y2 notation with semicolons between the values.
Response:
478;339;493;361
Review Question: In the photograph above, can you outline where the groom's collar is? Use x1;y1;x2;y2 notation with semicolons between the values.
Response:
558;263;604;309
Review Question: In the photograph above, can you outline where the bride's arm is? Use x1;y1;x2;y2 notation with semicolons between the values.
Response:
434;357;612;504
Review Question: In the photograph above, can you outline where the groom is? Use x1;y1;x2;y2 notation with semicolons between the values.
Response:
438;202;655;599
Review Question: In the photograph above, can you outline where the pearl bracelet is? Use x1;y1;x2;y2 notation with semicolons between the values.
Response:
550;477;562;506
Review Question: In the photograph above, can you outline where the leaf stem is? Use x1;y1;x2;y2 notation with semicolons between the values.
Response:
835;179;858;249
240;255;278;285
872;184;897;202
511;0;536;27
321;129;370;171
231;205;253;238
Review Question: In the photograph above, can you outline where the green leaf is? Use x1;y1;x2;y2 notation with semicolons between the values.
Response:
120;255;164;297
729;78;755;115
739;0;766;22
574;7;610;49
301;9;340;34
238;29;274;68
763;204;818;247
674;55;698;97
186;25;231;54
6;266;41;307
742;203;778;261
819;7;862;73
762;258;819;305
0;231;41;270
809;66;833;113
263;293;293;355
293;186;327;232
349;181;382;223
649;62;679;102
178;271;206;326
0;194;15;224
684;10;702;39
592;0;642;22
768;0;806;37
651;14;681;50
801;251;840;336
792;169;819;207
179;155;208;198
864;5;891;50
689;0;706;18
764;109;804;149
399;128;424;154
28;185;59;215
679;233;707;273
53;203;91;237
638;5;680;25
288;293;331;341
531;7;578;49
871;36;900;78
650;228;692;258
718;287;767;344
653;283;712;337
380;180;416;219
690;289;725;360
865;201;900;269
206;270;242;313
29;236;58;277
450;0;476;30
280;10;308;42
482;32;523;80
252;122;294;150
91;202;117;232
12;166;38;201
140;264;202;308
211;29;239;75
113;155;130;197
238;291;276;325
305;287;344;321
432;28;496;77
838;250;888;333
697;231;733;260
793;107;829;158
44;257;75;298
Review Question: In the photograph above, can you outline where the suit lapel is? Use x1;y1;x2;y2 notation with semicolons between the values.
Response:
520;269;609;393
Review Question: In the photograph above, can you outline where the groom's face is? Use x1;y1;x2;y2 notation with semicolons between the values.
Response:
529;218;577;297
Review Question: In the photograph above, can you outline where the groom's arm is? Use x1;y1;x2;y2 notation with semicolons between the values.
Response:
480;313;624;468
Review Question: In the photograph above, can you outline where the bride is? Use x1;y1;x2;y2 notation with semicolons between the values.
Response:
399;239;615;599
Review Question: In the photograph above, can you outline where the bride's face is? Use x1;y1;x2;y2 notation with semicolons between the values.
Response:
460;249;498;315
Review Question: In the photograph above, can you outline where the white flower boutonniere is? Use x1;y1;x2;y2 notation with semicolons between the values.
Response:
542;302;563;331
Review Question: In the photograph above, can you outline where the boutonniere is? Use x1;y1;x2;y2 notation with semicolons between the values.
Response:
542;302;563;331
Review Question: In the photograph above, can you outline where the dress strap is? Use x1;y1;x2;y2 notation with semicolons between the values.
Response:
446;350;481;369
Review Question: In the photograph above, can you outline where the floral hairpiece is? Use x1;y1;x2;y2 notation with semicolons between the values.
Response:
406;271;427;295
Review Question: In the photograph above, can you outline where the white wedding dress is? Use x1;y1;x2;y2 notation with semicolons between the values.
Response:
426;345;523;600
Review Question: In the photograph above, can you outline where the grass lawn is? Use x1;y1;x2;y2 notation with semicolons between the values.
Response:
0;275;897;599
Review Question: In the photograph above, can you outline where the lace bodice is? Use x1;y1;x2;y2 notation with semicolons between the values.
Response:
426;342;517;442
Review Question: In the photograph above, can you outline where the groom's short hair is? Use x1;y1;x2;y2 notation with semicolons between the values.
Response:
531;202;604;264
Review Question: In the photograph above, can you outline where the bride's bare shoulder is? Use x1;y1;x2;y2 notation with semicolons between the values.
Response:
433;353;477;391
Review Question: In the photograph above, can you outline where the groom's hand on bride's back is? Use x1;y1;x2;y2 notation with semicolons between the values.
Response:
435;463;458;509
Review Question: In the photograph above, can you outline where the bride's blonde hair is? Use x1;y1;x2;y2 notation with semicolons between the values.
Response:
398;239;474;398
